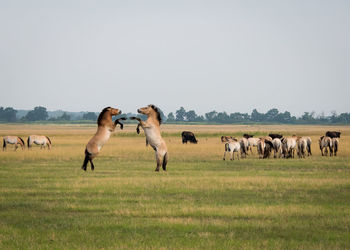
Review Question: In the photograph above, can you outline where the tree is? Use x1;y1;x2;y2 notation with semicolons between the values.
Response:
58;113;71;121
265;108;279;121
205;111;217;122
186;110;197;122
23;106;48;121
0;107;17;122
82;112;97;121
251;109;263;122
167;112;175;122
175;107;186;121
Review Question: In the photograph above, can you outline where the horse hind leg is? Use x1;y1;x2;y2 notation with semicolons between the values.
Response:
162;152;168;171
89;159;95;171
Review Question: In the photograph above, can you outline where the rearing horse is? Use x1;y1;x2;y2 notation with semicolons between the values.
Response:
131;104;168;171
82;106;125;171
3;136;25;151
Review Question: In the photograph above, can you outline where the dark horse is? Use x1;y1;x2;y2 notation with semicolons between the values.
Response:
182;131;198;144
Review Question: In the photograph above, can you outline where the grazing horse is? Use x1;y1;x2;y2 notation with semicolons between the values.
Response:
281;136;297;158
82;107;125;171
269;133;283;139
326;131;341;138
27;135;52;150
221;136;235;143
243;134;254;139
318;136;333;156
257;138;273;159
272;138;282;158
182;131;198;144
223;139;241;160
239;138;249;158
247;137;259;154
297;137;308;158
131;104;168;172
3;136;25;151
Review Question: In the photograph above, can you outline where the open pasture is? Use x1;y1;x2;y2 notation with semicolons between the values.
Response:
0;124;350;249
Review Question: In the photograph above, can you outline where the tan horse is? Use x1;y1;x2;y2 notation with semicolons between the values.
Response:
82;107;125;171
3;136;25;151
131;104;168;171
27;135;52;150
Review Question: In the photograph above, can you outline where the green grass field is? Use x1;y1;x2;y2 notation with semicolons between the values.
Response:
0;124;349;249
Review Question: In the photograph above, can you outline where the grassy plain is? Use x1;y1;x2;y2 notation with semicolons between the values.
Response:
0;124;349;249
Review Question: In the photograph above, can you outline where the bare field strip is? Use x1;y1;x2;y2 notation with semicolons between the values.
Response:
0;124;349;249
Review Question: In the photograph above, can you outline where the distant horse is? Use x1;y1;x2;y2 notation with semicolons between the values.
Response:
3;136;25;151
221;136;235;143
27;135;52;150
281;136;298;158
239;138;249;158
272;138;282;158
131;104;168;171
257;138;273;159
182;131;198;144
223;139;241;160
326;131;341;138
305;137;312;156
332;138;339;156
269;133;283;139
318;136;332;156
247;137;259;154
297;137;308;158
82;107;125;171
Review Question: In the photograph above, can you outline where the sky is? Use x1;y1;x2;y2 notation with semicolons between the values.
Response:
0;0;349;116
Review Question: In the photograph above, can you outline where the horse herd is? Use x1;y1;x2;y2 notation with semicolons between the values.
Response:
219;131;341;161
1;105;343;172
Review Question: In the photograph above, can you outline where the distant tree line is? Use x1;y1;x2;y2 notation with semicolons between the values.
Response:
1;106;350;124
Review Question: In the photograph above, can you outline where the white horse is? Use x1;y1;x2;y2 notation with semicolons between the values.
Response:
223;140;241;160
247;137;259;154
3;136;25;151
297;137;308;158
239;138;249;158
272;138;282;158
281;136;297;158
27;135;52;150
332;138;339;156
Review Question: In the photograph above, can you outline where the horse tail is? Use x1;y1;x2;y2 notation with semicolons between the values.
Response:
225;143;229;152
18;137;25;146
3;138;6;150
45;136;52;145
162;152;168;171
27;137;31;148
334;140;338;156
82;149;90;171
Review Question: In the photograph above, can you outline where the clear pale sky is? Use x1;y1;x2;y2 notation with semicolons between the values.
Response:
1;0;349;116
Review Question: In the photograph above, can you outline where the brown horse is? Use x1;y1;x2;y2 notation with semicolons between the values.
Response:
82;107;125;171
3;136;25;151
131;104;168;171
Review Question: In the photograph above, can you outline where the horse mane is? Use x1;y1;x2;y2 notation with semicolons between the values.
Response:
18;137;25;145
45;136;52;145
149;104;162;124
97;107;111;125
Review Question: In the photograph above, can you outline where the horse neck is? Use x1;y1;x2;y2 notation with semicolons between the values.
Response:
147;113;160;126
98;113;113;127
